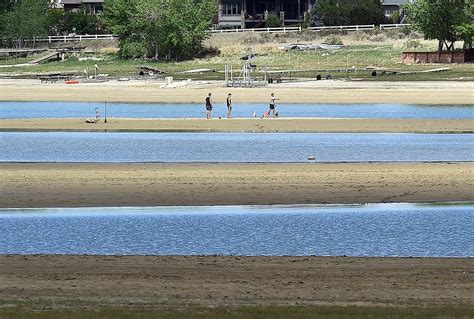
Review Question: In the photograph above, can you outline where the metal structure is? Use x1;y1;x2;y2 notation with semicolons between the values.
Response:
225;49;267;87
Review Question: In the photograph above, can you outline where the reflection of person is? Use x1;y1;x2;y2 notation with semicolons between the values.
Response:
226;93;233;118
269;93;279;117
205;93;213;119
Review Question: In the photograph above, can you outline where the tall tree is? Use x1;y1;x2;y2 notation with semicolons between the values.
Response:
101;0;217;60
403;0;472;51
2;0;53;48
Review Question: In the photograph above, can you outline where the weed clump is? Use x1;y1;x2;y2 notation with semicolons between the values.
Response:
325;35;343;45
403;39;422;49
369;34;386;42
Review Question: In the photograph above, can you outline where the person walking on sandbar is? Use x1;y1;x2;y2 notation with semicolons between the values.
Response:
269;92;279;117
226;93;233;118
205;93;213;119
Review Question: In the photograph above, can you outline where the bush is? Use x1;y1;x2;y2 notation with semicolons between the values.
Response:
351;32;367;41
408;31;424;39
403;39;422;49
325;35;343;45
391;10;400;23
369;34;386;42
400;25;412;35
265;12;281;28
385;29;406;40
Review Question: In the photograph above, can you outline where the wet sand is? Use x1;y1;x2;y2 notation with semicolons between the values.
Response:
0;255;472;311
0;79;472;104
1;162;472;208
1;117;473;133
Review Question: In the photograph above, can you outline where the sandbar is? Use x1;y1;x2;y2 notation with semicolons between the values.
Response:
0;79;473;104
1;162;472;208
0;255;472;312
1;118;473;133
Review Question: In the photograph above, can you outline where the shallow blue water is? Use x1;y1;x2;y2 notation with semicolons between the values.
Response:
1;132;472;162
0;204;472;257
0;102;473;119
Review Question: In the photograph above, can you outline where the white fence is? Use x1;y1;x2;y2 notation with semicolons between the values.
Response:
379;23;411;30
41;34;117;43
213;24;411;34
211;26;301;34
308;24;375;32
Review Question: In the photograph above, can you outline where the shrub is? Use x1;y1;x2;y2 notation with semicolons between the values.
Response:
403;39;422;49
325;35;344;45
352;32;368;41
265;12;281;28
369;34;386;42
408;31;424;39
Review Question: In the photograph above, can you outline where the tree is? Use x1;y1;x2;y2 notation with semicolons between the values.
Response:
1;0;54;48
53;5;104;35
403;0;473;51
101;0;217;60
310;0;385;27
265;12;281;28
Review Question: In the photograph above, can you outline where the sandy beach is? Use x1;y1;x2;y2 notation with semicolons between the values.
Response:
0;255;472;314
0;79;473;104
1;117;473;133
1;162;472;208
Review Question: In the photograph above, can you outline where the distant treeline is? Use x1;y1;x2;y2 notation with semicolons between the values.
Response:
0;0;104;48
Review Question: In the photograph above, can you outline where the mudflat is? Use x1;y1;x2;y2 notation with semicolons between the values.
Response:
1;162;472;208
0;255;472;311
1;117;473;133
0;79;473;104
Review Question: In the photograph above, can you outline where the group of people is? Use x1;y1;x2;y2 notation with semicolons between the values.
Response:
205;93;279;119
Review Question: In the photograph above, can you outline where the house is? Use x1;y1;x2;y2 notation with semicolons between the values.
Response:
51;0;63;8
61;0;104;14
381;0;413;19
217;0;315;28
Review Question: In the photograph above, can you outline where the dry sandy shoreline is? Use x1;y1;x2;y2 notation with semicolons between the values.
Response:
1;117;473;133
1;162;472;208
0;79;473;104
0;255;472;310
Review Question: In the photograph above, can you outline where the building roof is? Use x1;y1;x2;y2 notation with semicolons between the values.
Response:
382;0;411;5
61;0;104;4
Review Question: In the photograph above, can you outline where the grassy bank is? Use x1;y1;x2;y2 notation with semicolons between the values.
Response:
1;31;473;81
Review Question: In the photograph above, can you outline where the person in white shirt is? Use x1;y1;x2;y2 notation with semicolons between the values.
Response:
269;93;279;117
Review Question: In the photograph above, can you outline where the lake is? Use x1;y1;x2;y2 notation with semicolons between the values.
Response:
1;102;473;119
1;132;472;162
0;204;472;257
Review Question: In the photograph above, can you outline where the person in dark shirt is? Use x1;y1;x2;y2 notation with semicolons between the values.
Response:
205;93;213;119
226;93;233;118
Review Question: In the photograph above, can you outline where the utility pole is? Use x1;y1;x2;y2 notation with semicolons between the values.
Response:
298;0;301;24
104;101;107;123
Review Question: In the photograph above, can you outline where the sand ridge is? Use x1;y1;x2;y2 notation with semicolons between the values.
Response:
1;117;473;133
0;79;473;104
1;162;472;208
0;255;472;309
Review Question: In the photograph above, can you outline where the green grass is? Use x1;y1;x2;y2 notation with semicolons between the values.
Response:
1;305;473;319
